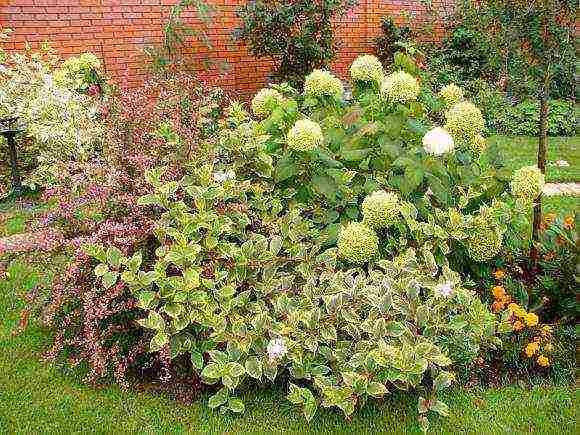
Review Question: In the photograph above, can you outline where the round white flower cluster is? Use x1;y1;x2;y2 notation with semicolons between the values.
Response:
511;165;545;201
361;190;400;229
337;222;379;264
350;55;384;83
286;119;323;152
438;84;464;107
381;71;420;103
304;69;344;100
423;127;455;156
251;88;283;118
444;101;485;144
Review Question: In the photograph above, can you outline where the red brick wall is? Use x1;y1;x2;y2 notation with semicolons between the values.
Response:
0;0;451;96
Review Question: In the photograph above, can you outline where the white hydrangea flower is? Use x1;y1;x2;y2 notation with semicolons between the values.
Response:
286;119;324;152
251;88;283;118
350;55;384;83
423;127;455;156
304;69;344;99
381;71;420;103
267;338;287;362
435;282;454;297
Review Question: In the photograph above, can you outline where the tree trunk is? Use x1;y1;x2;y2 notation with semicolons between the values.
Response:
531;77;549;258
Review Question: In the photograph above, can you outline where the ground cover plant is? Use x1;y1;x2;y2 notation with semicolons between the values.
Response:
8;44;573;432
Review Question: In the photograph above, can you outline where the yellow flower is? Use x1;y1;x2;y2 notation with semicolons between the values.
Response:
524;341;539;357
512;320;524;332
541;325;552;336
493;269;506;280
563;216;575;230
537;355;550;367
544;343;554;352
524;312;539;327
514;307;527;318
492;285;506;300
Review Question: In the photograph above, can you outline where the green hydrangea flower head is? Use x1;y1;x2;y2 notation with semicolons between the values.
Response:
438;84;464;107
511;165;545;200
444;101;485;144
337;222;379;264
350;55;384;83
362;190;401;229
381;71;420;103
467;216;503;262
251;88;283;118
304;69;344;100
469;134;487;155
286;119;323;152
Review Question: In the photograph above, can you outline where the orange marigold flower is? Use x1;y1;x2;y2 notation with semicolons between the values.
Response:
512;320;524;332
492;285;507;300
544;213;557;225
537;355;550;367
524;312;539;327
543;251;556;261
563;216;575;230
524;341;539;357
491;300;505;313
493;269;506;280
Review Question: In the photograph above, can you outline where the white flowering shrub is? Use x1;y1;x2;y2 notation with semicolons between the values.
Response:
0;44;102;189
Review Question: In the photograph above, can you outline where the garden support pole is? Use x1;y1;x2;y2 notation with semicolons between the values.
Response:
7;131;23;195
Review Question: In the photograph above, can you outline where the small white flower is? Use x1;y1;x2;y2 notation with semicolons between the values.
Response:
267;338;287;362
213;170;235;182
554;160;570;167
435;282;454;297
423;127;455;156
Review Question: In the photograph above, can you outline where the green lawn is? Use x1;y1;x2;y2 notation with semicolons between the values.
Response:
488;136;579;182
0;136;578;433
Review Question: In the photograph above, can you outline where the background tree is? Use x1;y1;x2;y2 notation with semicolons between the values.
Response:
235;0;357;87
464;0;575;250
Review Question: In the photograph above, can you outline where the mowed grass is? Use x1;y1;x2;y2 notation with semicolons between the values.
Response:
488;136;579;182
0;136;578;433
